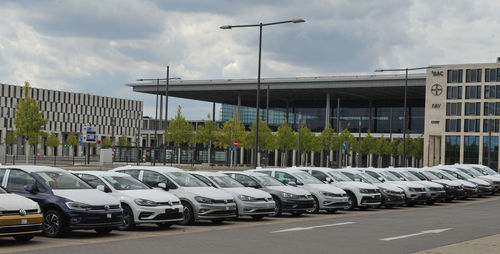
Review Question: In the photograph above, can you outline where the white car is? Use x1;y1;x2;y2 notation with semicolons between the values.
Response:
295;167;381;210
190;171;276;220
415;168;465;201
74;171;184;230
386;168;446;204
454;164;500;193
112;166;237;225
438;166;492;196
249;168;348;213
338;168;406;208
431;166;479;199
360;168;427;206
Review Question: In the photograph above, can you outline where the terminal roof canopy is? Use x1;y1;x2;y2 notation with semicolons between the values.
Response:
128;73;426;108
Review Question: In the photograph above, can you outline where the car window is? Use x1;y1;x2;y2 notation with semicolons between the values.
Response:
233;174;259;187
253;175;284;186
275;171;300;185
192;174;215;187
0;169;6;184
165;172;207;187
342;171;364;182
256;171;272;176
35;171;91;190
142;171;170;188
209;175;244;188
78;174;107;188
408;171;428;180
102;176;150;190
311;170;328;181
6;170;40;192
119;170;141;179
365;171;382;180
326;171;351;182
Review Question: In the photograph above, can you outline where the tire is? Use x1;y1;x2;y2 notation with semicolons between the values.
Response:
118;205;135;231
384;204;394;209
345;192;357;210
43;209;67;238
95;228;113;235
426;200;435;205
179;201;195;225
307;196;320;214
157;222;173;229
290;211;303;216
406;201;416;207
326;209;337;214
270;196;282;217
13;235;35;241
251;215;265;220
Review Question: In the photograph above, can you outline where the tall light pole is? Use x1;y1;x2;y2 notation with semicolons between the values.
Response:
489;113;493;168
375;66;439;167
220;19;305;167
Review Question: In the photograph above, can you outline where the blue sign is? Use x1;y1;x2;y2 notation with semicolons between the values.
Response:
342;141;347;151
229;146;235;151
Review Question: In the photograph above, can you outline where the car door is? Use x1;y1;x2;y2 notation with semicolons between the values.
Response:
4;169;51;205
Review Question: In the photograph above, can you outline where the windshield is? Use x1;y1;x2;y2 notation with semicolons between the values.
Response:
388;171;405;180
379;171;400;181
209;175;244;188
35;171;91;190
461;167;483;177
475;166;499;175
165;172;207;187
293;172;324;184
253;175;284;186
103;176;149;190
358;172;382;183
400;171;421;181
420;171;439;180
445;169;472;179
408;171;428;180
438;170;459;180
326;171;352;182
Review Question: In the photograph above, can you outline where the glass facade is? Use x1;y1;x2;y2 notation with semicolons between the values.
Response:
445;136;460;165
464;136;479;164
483;136;499;170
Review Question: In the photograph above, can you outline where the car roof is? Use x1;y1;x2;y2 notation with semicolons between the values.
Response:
113;166;184;173
250;167;303;173
291;167;335;172
189;171;225;177
73;170;130;177
0;165;66;173
222;171;269;177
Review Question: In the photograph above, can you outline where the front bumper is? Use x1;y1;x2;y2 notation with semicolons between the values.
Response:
477;185;493;195
196;203;237;220
381;192;406;206
238;201;276;216
0;214;43;237
135;205;184;224
319;196;349;210
463;187;478;198
359;194;382;206
406;192;427;203
67;209;123;229
428;191;447;202
281;198;315;212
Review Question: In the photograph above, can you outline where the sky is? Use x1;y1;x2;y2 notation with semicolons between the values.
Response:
1;0;500;120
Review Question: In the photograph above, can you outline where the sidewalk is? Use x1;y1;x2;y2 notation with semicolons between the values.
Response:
414;234;500;254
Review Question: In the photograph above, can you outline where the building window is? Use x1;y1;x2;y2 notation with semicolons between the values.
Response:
484;85;500;99
484;102;500;116
446;119;461;132
446;103;462;116
466;69;482;82
464;102;480;116
445;136;461;165
464;119;480;132
447;69;463;83
483;136;499;170
483;119;500;132
465;86;481;99
485;68;500;82
446;86;462;99
464;136;479;164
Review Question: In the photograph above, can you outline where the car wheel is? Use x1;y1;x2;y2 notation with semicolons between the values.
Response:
43;209;67;237
307;196;320;214
406;200;416;207
326;209;337;214
179;201;195;225
118;205;135;231
157;222;173;229
95;228;113;235
13;235;35;241
345;192;357;210
426;200;435;205
384;204;393;209
290;211;303;216
270;196;282;217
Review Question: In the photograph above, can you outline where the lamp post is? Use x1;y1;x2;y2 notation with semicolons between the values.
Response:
375;65;439;167
358;117;361;167
489;113;493;168
220;19;305;167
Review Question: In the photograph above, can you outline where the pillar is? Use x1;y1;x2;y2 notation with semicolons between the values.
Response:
292;150;296;166
325;92;330;128
274;149;278;167
237;94;241;121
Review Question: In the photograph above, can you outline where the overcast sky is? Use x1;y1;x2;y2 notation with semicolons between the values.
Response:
1;0;500;120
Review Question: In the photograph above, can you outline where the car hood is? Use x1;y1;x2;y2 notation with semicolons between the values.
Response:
0;193;39;211
222;187;271;199
414;181;443;188
467;178;491;186
265;185;311;195
183;187;234;200
53;189;120;206
478;175;500;182
372;182;403;192
117;189;180;202
388;181;425;188
304;184;346;195
432;179;460;187
336;181;378;190
454;180;476;188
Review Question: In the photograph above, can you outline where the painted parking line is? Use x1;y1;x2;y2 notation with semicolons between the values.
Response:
380;228;452;241
271;221;355;233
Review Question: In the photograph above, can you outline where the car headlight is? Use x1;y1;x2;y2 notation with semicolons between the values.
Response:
238;195;257;202
359;189;374;194
281;192;297;198
65;202;92;211
134;199;159;206
408;188;420;192
195;196;214;204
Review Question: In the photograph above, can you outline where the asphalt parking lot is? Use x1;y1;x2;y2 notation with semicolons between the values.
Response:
3;195;500;254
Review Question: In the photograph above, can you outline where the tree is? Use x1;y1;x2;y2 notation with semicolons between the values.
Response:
118;135;131;146
215;118;246;148
388;139;400;166
318;125;339;166
298;126;316;166
5;131;17;155
245;119;275;151
46;133;60;165
102;137;112;147
374;136;390;167
66;133;79;164
164;106;195;146
13;81;48;162
194;114;220;164
276;121;297;167
338;128;358;167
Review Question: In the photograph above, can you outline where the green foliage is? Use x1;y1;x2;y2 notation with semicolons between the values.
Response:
299;126;318;153
194;118;219;147
361;132;376;155
374;136;390;156
118;135;131;146
102;136;112;147
13;81;48;145
338;128;358;153
318;125;339;151
66;133;78;147
5;131;17;145
164;106;195;146
276;121;297;152
408;136;424;159
245;119;275;151
389;139;400;156
215;118;246;148
46;133;60;147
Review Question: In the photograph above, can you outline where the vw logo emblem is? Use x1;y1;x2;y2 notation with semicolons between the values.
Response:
431;84;443;96
104;205;110;211
168;201;172;206
19;209;26;216
224;200;228;204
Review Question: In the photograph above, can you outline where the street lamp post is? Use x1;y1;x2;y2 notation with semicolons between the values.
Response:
220;19;305;168
358;117;361;167
489;113;493;168
375;66;439;167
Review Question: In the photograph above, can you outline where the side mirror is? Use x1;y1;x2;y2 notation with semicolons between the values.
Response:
378;177;385;182
24;184;38;194
399;177;406;181
96;185;106;192
325;177;333;184
157;182;169;190
287;181;297;187
247;182;259;188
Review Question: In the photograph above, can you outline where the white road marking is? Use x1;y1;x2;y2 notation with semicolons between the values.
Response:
271;222;355;233
380;228;452;241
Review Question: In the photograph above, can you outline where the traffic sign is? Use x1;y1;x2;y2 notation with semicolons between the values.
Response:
85;126;97;143
342;141;347;151
233;140;238;148
229;146;235;151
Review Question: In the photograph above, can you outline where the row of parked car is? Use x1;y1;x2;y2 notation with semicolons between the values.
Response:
1;164;499;241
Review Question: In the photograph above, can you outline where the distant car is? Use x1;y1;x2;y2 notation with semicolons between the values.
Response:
0;186;43;241
438;166;492;197
223;171;315;216
74;171;184;230
407;168;463;202
0;165;122;237
249;168;349;213
454;164;500;193
338;168;406;208
189;171;276;220
431;166;479;198
295;167;381;210
386;168;446;204
112;166;237;225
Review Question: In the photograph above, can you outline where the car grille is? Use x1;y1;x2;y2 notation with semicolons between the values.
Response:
212;199;234;204
255;198;273;202
0;209;39;215
152;210;183;220
363;189;379;194
430;187;443;191
156;201;181;206
415;188;426;192
88;205;121;211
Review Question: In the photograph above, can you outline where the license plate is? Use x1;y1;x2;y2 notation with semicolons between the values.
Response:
107;213;112;218
21;219;27;225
